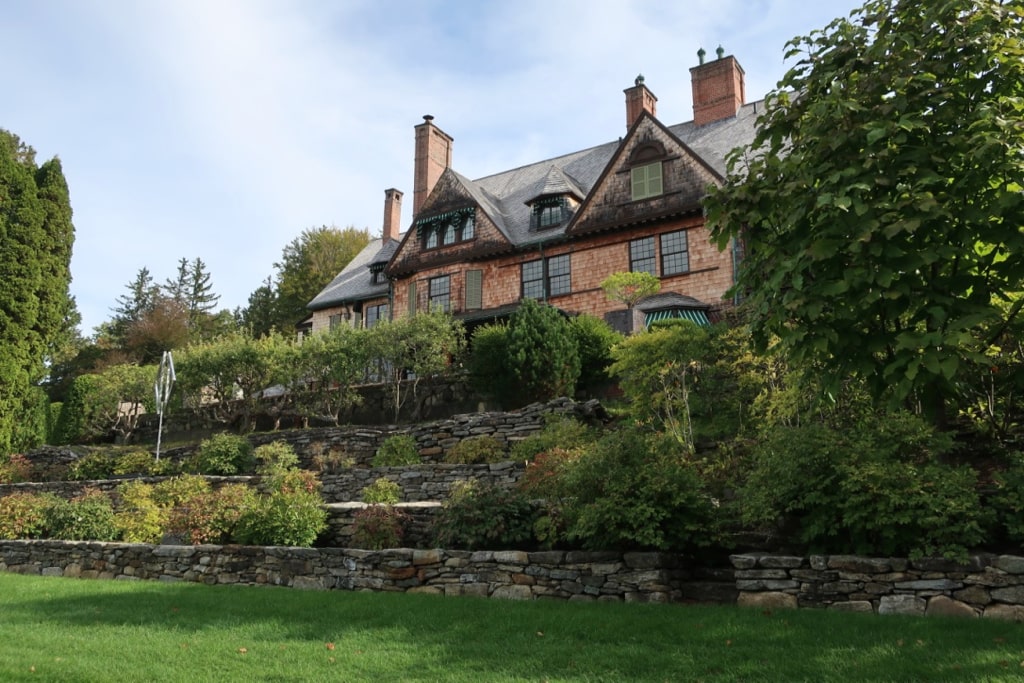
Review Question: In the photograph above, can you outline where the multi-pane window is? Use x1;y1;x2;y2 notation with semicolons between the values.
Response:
419;210;475;250
629;237;656;275
428;275;451;312
328;313;344;330
364;303;388;328
660;230;689;275
631;161;663;201
521;254;570;299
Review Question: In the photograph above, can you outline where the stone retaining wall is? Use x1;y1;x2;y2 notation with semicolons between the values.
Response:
0;540;734;604
26;398;607;475
731;553;1024;620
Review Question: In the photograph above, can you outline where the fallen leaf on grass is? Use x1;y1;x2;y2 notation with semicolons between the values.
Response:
725;640;732;647
537;631;544;637
237;648;248;655
325;643;335;651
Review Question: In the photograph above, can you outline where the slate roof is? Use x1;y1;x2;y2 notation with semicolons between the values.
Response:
445;100;760;250
307;237;400;310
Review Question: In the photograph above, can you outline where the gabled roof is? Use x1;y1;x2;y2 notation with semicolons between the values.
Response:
307;237;400;310
420;101;760;250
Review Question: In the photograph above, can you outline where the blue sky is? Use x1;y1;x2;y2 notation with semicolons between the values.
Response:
2;0;858;335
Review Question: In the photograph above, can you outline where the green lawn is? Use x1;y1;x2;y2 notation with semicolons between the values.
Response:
1;573;1023;682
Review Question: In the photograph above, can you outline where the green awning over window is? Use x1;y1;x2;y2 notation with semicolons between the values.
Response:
645;308;710;328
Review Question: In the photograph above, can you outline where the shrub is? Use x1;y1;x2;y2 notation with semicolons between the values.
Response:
113;449;175;477
518;447;585;501
164;482;256;545
373;435;420;467
114;481;166;544
509;416;597;462
361;477;401;505
233;490;327;547
311;446;354;472
739;414;985;560
67;452;116;481
0;492;58;539
559;429;718;552
990;453;1024;545
45;489;119;541
351;505;407;550
152;474;211;507
254;441;301;474
444;436;506;464
506;298;580;406
568;314;622;395
432;481;537;550
466;323;516;403
185;433;254;475
0;454;33;484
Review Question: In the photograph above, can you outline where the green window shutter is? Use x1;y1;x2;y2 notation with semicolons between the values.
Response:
465;270;483;310
647;162;662;196
408;281;417;316
631;167;646;199
631;162;663;200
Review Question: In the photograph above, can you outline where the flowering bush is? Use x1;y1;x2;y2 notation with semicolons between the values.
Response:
351;505;407;550
0;454;33;484
0;492;57;539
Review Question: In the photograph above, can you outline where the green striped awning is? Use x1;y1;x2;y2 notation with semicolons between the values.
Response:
645;308;710;328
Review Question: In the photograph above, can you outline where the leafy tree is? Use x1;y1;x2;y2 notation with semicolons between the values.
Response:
274;225;371;328
609;320;709;452
289;325;369;425
123;296;190;364
705;0;1024;425
600;271;660;310
506;299;580;406
365;310;465;421
52;364;155;444
0;130;76;454
175;330;291;432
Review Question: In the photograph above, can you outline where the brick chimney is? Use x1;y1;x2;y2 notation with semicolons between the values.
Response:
690;47;745;126
624;74;657;129
382;188;402;242
413;115;453;217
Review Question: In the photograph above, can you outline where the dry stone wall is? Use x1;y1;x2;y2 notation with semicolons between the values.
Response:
731;553;1024;620
0;540;733;604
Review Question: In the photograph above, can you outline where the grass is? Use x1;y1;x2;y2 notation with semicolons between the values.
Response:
2;573;1024;682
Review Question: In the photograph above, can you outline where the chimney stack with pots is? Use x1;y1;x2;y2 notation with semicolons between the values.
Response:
413;115;453;217
690;47;745;126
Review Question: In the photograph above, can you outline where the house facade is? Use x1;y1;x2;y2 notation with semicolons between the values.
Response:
309;53;757;334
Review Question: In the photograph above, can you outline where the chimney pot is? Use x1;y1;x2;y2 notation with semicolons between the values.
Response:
623;77;658;130
690;54;745;126
413;116;453;217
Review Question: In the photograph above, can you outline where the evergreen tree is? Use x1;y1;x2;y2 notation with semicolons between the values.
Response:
110;267;159;345
506;298;580;406
0;129;76;453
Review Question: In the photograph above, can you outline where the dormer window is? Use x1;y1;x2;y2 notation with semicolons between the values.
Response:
628;140;667;201
529;196;578;231
417;208;475;250
369;262;386;284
